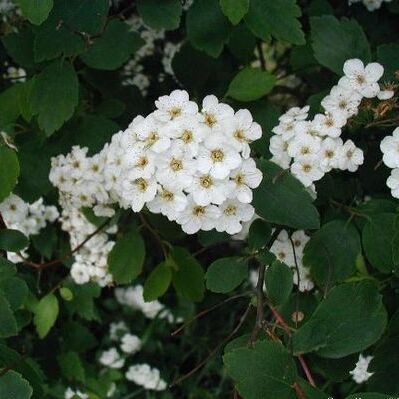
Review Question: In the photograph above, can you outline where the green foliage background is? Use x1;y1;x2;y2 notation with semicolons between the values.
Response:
0;0;399;398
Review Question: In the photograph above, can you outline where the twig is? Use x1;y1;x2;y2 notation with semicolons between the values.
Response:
256;41;266;71
171;292;251;337
139;213;169;258
170;304;251;387
250;264;266;344
289;236;301;329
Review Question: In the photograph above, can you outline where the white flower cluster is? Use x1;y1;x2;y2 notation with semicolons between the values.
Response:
115;284;180;323
380;127;399;199
270;230;314;292
126;364;167;391
270;59;393;189
64;388;88;399
58;204;116;286
3;62;26;83
349;0;392;11
0;193;59;262
50;90;262;236
350;354;374;384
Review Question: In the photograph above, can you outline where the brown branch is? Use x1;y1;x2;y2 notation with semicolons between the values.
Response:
171;292;251;337
139;213;169;258
250;264;266;344
170;304;252;387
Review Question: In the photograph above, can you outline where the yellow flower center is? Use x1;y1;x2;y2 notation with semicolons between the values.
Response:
204;112;217;127
169;107;182;119
192;206;205;216
135;178;148;192
200;175;213;188
234;129;246;142
161;190;174;201
211;149;224;162
224;205;237;216
182;129;193;143
170;158;183;171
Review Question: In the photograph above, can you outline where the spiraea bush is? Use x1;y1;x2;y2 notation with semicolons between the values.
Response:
0;0;398;398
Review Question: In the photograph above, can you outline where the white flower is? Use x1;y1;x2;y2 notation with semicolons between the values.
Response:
65;388;88;399
126;364;167;391
121;176;157;212
154;89;198;122
318;137;343;172
272;120;297;141
123;142;156;179
377;89;394;100
135;116;171;153
200;95;234;134
70;262;91;285
313;112;347;138
187;172;230;206
269;135;292;169
279;106;310;123
291;158;324;187
287;131;322;160
176;196;220;234
120;333;142;354
386;168;399;198
109;321;129;341
99;348;125;369
321;85;362;118
147;185;188;220
338;140;364;172
216;200;254;235
340;59;384;98
380;127;399;168
197;135;242;179
350;354;374;384
228;159;262;203
0;194;28;224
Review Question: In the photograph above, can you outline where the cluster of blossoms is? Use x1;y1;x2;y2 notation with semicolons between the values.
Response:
269;230;314;292
349;0;392;11
0;193;59;262
270;58;393;190
380;127;399;199
50;90;262;239
2;62;26;83
115;284;180;323
350;354;374;384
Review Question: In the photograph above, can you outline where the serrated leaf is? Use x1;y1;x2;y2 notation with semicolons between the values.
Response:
171;247;205;302
108;230;145;285
137;0;182;30
253;160;320;230
224;340;297;399
0;277;28;310
226;67;276;102
0;371;32;399
31;60;79;135
186;0;231;57
303;220;361;288
33;293;59;338
265;261;293;305
143;262;172;302
293;282;387;358
81;20;144;70
206;257;248;293
220;0;249;25
245;0;305;45
0;293;18;338
17;0;53;25
0;229;28;252
0;146;20;202
310;16;371;75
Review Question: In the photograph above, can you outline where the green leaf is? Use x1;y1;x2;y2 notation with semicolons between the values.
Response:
33;293;59;338
64;282;101;321
0;371;32;399
346;395;391;399
205;257;248;293
303;220;361;288
253;160;320;230
377;43;399;80
227;23;256;63
2;28;36;69
0;258;17;281
171;247;205;302
219;0;249;25
0;293;18;338
293;282;387;358
17;0;53;25
81;20;144;70
226;67;276;102
0;229;28;252
58;352;85;383
310;16;371;75
244;0;305;45
0;277;28;310
61;321;98;353
248;219;272;250
108;230;145;285
31;60;79;135
186;0;231;57
224;340;297;399
0;146;20;202
0;84;23;129
143;262;172;302
362;213;397;274
59;287;73;302
265;261;293;305
137;0;182;30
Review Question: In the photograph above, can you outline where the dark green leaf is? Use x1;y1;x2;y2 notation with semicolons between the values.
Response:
81;20;144;70
0;371;32;399
31;60;79;135
377;43;399;80
57;352;85;383
172;247;205;302
0;277;28;310
33;293;59;338
2;28;36;69
245;0;305;44
265;261;293;305
220;0;249;25
310;16;371;75
17;0;53;25
293;282;387;358
0;258;17;281
253;160;320;230
248;219;272;250
137;0;182;30
224;340;297;399
0;293;18;338
205;257;248;293
143;262;172;302
0;229;28;252
108;230;145;284
0;146;20;202
226;67;276;102
186;0;231;57
227;23;256;63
